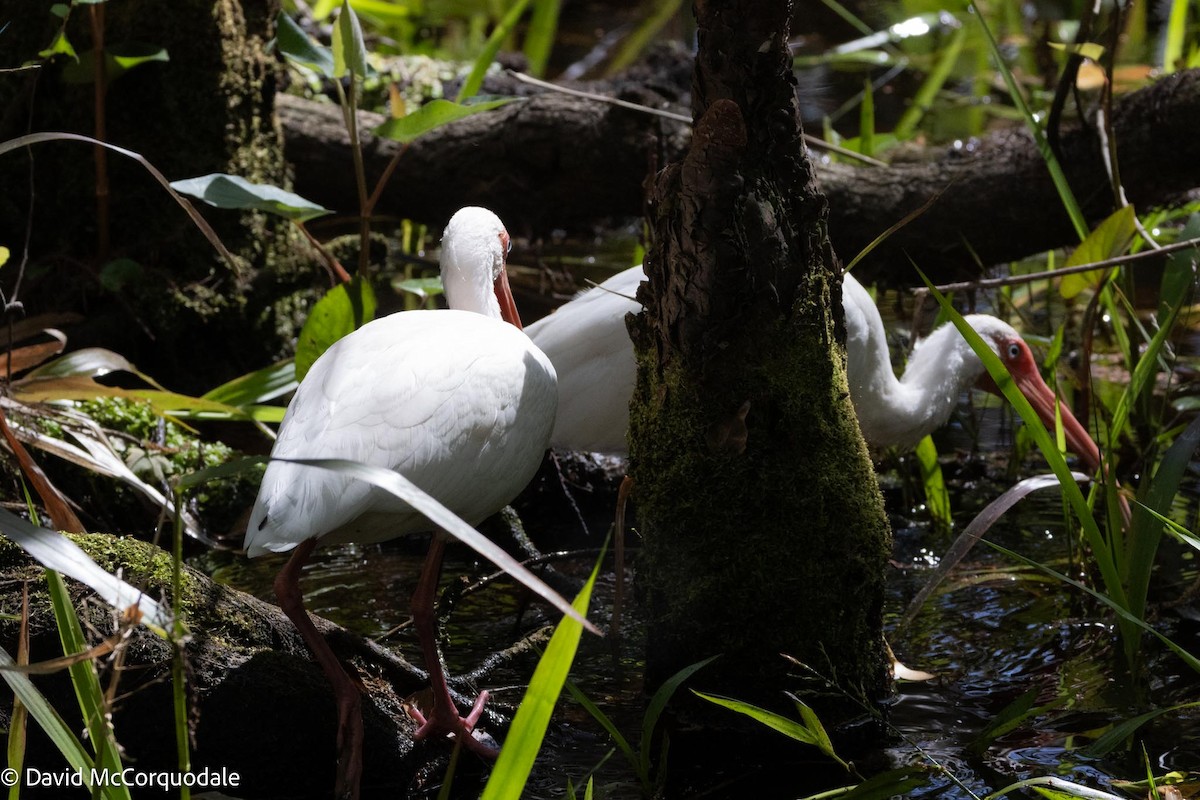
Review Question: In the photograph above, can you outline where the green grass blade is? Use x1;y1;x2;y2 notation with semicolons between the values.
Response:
1162;0;1190;71
603;0;685;77
45;570;131;800
1078;700;1200;758
640;655;719;772
970;3;1087;241
456;0;534;102
523;0;560;77
858;77;875;157
564;681;644;791
480;549;602;800
0;645;95;780
915;435;951;527
693;691;850;771
894;24;967;141
988;540;1200;676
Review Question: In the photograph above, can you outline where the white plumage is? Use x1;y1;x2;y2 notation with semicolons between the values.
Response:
528;265;1098;469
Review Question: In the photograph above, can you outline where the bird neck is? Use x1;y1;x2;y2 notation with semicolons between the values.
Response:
442;251;503;319
854;322;984;449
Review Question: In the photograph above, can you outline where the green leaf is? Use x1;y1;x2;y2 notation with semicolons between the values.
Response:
275;11;335;77
480;549;603;800
170;173;330;223
1059;206;1136;299
0;644;96;783
374;97;516;144
456;0;533;101
332;0;369;80
202;360;297;406
38;29;77;60
693;691;850;771
391;276;444;301
61;43;169;84
524;0;561;77
294;278;377;383
46;570;131;800
1078;701;1200;758
99;257;142;292
915;435;951;527
1047;42;1106;61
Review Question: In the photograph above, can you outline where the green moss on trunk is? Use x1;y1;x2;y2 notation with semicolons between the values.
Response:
629;0;892;724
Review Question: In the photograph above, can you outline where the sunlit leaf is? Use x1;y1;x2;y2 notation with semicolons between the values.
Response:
524;0;561;78
202;360;297;406
294;278;377;383
391;276;444;301
1048;41;1106;60
37;30;77;60
694;691;850;771
170;173;330;223
1059;206;1136;299
373;98;515;144
332;0;369;80
275;11;335;77
0;246;9;268
457;0;533;101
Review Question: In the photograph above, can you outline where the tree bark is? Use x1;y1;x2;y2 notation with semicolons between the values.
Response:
279;67;1200;283
626;0;891;777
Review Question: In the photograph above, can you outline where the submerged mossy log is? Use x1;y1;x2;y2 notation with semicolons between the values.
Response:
628;0;891;743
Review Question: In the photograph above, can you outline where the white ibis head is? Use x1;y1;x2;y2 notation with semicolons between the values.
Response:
440;206;521;328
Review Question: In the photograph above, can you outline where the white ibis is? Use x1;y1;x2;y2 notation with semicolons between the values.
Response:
527;265;1100;470
245;207;559;798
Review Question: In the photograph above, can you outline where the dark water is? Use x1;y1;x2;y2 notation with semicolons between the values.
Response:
204;412;1200;799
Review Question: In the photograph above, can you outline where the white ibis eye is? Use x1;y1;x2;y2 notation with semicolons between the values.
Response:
1007;342;1021;359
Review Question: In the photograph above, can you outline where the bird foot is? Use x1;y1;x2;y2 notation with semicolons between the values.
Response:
410;690;499;759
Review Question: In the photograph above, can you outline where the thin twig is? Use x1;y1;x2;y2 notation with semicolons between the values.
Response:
507;69;890;167
924;235;1200;296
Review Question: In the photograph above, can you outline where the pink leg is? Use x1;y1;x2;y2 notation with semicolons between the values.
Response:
275;538;364;800
408;535;499;758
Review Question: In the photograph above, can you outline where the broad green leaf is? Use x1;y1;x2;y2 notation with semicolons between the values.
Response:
170;173;330;223
275;11;335;77
1047;42;1106;60
1060;206;1136;298
347;0;418;23
391;276;444;300
294;278;377;383
19;346;166;389
202;360;297;406
0;246;9;267
332;0;369;80
374;98;515;144
480;550;602;800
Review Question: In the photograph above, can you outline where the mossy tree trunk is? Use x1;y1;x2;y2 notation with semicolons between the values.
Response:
628;0;892;725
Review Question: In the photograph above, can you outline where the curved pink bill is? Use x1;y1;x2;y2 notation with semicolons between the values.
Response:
978;370;1100;474
494;268;523;330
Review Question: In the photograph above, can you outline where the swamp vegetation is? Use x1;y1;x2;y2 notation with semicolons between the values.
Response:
0;0;1199;798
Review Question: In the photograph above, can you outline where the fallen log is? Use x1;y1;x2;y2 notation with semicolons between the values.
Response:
280;67;1200;283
